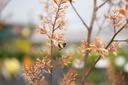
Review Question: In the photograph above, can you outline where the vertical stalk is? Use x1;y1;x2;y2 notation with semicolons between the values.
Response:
50;42;53;85
49;1;63;85
82;0;97;84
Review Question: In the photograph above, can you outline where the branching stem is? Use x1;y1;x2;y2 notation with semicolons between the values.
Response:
83;23;126;82
81;0;97;84
50;1;63;85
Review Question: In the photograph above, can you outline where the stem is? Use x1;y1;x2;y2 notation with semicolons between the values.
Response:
81;32;91;84
83;23;126;81
69;2;89;30
113;19;116;34
113;40;126;42
50;1;63;85
81;0;97;84
105;24;126;48
69;0;109;84
96;18;106;36
52;2;62;32
85;56;101;79
93;0;109;17
98;0;109;9
54;21;64;31
50;46;53;85
46;32;51;38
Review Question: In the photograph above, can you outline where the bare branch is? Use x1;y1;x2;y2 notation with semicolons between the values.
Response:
69;2;89;30
98;0;109;9
84;23;126;81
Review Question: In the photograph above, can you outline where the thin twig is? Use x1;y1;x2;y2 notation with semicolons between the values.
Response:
105;23;126;48
69;2;89;30
90;56;95;62
113;19;116;34
84;55;101;79
93;0;109;16
54;21;64;31
46;32;51;38
98;0;109;9
113;40;126;42
96;17;107;36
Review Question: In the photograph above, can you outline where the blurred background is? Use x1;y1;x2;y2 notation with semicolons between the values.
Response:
1;0;128;85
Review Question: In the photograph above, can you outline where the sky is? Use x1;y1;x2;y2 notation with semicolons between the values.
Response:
1;0;128;42
1;0;43;24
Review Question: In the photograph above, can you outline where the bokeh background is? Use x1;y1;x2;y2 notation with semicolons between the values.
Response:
1;0;128;85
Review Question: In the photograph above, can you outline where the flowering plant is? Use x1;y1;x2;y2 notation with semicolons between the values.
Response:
23;0;128;85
